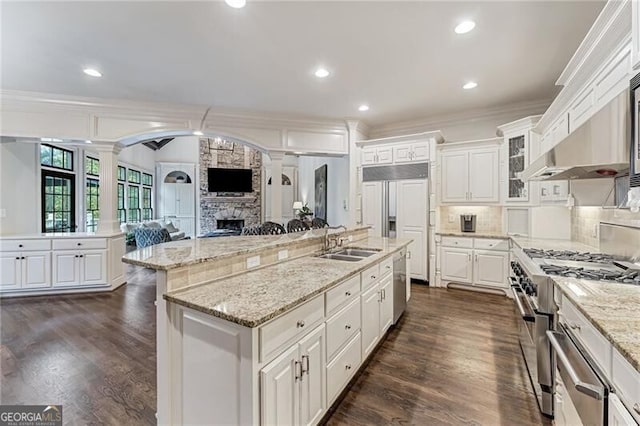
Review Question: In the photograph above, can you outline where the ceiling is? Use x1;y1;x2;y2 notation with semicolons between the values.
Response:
0;1;605;127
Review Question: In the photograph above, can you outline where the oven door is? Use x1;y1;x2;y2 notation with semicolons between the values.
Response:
547;326;607;425
511;282;554;416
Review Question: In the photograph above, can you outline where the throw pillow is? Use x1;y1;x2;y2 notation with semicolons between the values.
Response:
164;222;178;233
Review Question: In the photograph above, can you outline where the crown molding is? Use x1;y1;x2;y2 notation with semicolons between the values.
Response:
368;98;551;139
496;114;542;137
356;130;445;147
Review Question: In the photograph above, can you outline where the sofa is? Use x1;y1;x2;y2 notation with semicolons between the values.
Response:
120;219;186;245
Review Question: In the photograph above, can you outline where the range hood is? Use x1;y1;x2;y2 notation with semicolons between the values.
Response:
522;91;630;181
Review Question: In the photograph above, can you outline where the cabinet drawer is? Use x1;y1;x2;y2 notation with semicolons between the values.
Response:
612;348;640;416
562;299;612;376
441;236;473;249
260;295;324;362
326;298;361;361
326;275;360;316
379;256;393;277
473;238;509;251
53;238;107;250
361;263;380;291
0;239;51;252
326;332;362;405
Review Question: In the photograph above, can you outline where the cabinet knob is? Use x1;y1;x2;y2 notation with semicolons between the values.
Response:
15;257;20;260
74;255;78;258
21;257;25;260
77;243;82;246
345;324;351;330
371;275;376;280
296;320;305;328
79;255;84;258
345;364;352;370
345;291;351;297
386;265;391;270
18;244;23;248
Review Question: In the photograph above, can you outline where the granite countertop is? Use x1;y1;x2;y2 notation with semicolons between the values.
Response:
437;231;510;239
553;277;640;373
0;231;125;239
122;227;366;270
164;237;411;327
511;236;598;253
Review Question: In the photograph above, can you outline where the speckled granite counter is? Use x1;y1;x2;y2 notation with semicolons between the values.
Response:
437;231;510;239
122;227;363;270
553;277;640;373
164;237;410;327
511;236;598;252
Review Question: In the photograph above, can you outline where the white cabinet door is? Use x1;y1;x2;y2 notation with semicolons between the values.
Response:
441;248;472;284
441;151;469;202
396;179;427;280
298;325;326;426
361;148;377;166
22;251;51;289
473;250;508;289
360;284;380;359
52;251;80;287
361;182;382;237
163;183;178;217
393;144;412;163
379;275;394;334
177;184;195;216
81;250;108;286
376;147;393;164
468;149;499;202
260;344;299;426
411;142;430;162
0;252;21;290
608;394;637;426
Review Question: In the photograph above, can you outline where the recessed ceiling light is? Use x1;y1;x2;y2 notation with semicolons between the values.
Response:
463;81;478;90
85;140;92;144
358;105;370;112
83;68;102;78
40;137;63;142
455;20;476;34
193;130;204;136
314;68;330;78
225;0;246;8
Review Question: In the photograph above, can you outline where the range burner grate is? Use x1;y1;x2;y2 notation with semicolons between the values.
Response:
539;264;640;285
524;248;626;264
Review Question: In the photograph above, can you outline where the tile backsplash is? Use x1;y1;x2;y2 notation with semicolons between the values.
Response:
571;207;640;248
439;206;503;233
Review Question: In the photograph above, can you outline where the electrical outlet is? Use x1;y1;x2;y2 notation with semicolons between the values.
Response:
278;250;288;260
246;255;261;269
448;214;455;223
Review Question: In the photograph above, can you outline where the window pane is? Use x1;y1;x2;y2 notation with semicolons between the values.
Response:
86;157;100;176
42;171;74;233
40;146;52;166
64;151;73;170
142;173;153;186
52;149;64;168
128;169;141;184
118;166;126;181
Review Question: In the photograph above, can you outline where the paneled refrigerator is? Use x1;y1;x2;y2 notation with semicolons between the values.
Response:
361;163;429;281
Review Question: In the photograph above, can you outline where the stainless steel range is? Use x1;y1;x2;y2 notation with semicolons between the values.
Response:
511;243;640;420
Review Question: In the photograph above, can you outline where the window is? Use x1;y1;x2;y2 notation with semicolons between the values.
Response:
142;173;153;186
85;156;100;176
41;144;73;171
86;178;99;232
127;185;140;223
42;170;75;232
117;183;126;224
117;166;127;182
142;187;152;220
128;169;141;184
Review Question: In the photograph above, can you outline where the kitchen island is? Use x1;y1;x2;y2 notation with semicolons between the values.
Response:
122;227;412;425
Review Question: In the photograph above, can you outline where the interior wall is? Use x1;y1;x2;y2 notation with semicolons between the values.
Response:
0;142;39;235
571;207;640;248
298;155;350;226
118;143;156;171
154;136;200;164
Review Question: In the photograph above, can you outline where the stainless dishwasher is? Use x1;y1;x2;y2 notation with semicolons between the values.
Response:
393;248;407;323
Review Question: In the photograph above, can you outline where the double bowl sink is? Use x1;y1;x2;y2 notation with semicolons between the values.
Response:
317;248;381;262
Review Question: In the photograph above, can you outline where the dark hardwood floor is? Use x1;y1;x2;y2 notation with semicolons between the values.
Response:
1;267;549;425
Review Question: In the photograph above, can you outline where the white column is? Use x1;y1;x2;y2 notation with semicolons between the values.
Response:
268;151;285;224
346;120;361;228
95;142;124;234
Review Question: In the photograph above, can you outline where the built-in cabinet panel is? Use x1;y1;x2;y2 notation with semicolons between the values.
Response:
468;149;500;203
441;248;472;284
0;253;21;290
361;182;382;237
360;284;380;359
392;141;429;163
441;151;469;203
297;325;326;426
608;394;637;426
441;147;499;203
473;250;509;289
53;252;80;287
361;147;392;166
158;163;196;238
22;251;51;288
379;275;393;334
396;179;428;280
81;250;108;286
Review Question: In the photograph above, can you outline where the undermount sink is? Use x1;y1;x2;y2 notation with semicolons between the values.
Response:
335;248;379;257
317;253;364;262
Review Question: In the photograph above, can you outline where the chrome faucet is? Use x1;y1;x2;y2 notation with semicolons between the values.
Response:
324;225;348;252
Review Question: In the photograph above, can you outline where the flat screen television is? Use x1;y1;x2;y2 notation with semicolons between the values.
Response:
207;168;253;192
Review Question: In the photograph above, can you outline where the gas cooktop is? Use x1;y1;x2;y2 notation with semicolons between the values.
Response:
523;248;626;264
538;261;640;284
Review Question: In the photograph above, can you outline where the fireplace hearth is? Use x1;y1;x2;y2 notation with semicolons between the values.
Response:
217;219;245;231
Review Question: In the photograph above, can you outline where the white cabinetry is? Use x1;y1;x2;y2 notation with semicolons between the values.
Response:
634;0;640;70
260;324;326;426
361;182;382;237
440;144;499;204
361;146;392;166
360;269;393;359
158;163;196;238
609;394;637;426
396;179;428;280
393;141;429;163
0;251;51;290
53;250;107;287
439;236;509;293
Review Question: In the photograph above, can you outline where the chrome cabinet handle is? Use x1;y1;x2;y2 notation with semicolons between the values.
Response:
345;291;351;297
18;244;23;248
301;355;309;375
296;320;305;328
569;323;581;331
345;364;352;370
15;257;20;260
77;243;82;246
633;403;640;415
371;275;376;280
547;331;604;400
295;361;302;381
345;324;351;330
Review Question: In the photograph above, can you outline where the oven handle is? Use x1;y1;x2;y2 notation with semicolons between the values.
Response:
510;285;535;322
546;331;605;401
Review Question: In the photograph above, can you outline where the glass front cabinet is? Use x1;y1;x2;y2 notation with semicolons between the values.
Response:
497;116;541;204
